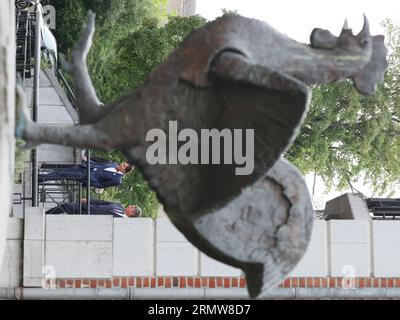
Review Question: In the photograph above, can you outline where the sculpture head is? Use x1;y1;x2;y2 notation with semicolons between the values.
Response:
310;16;371;51
310;16;388;95
352;34;387;95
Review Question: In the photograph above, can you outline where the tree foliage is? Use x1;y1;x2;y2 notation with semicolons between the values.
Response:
46;0;167;52
46;0;168;102
113;15;207;93
286;20;400;195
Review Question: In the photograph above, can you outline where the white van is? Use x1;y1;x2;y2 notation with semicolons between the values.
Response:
16;0;58;68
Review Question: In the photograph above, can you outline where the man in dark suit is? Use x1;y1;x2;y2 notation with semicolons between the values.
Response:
38;160;133;188
46;199;142;218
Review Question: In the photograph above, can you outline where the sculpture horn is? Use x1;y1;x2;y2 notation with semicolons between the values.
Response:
342;18;349;30
340;18;353;36
358;15;371;39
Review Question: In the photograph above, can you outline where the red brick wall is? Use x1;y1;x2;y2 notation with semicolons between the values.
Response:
52;277;400;289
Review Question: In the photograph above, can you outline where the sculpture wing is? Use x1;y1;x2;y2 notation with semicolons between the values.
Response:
123;45;314;300
202;51;311;211
126;51;311;219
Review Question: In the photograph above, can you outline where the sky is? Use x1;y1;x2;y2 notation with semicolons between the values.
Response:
196;0;400;208
196;0;400;42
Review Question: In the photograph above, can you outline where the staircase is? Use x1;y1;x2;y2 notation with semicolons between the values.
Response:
15;10;34;80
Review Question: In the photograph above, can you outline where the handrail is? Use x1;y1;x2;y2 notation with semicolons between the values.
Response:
41;46;77;106
56;68;76;104
31;5;42;207
86;150;91;215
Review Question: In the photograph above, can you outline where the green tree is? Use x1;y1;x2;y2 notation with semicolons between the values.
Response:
221;9;239;16
47;0;168;102
53;8;208;218
113;15;207;93
47;0;167;53
286;20;400;195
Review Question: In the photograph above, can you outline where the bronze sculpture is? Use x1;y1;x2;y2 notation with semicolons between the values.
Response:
16;12;388;298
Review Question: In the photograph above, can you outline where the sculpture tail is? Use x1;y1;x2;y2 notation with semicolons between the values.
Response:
244;258;290;299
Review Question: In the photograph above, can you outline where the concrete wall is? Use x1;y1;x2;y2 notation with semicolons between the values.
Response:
22;215;243;286
0;218;23;288
328;220;371;277
113;219;154;276
324;193;371;220
372;221;400;277
290;220;327;277
156;218;198;276
291;220;399;279
0;0;16;276
3;214;400;288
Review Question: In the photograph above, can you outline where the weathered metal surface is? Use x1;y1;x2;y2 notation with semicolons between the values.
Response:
17;13;388;298
190;159;314;298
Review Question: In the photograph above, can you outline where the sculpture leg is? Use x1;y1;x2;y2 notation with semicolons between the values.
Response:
202;50;311;210
210;50;310;99
60;11;104;125
20;122;114;151
15;84;113;151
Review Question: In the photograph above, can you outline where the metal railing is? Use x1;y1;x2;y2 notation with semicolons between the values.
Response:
367;198;400;219
31;4;42;207
15;10;35;80
38;179;83;211
41;46;77;107
37;157;96;215
56;69;76;106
